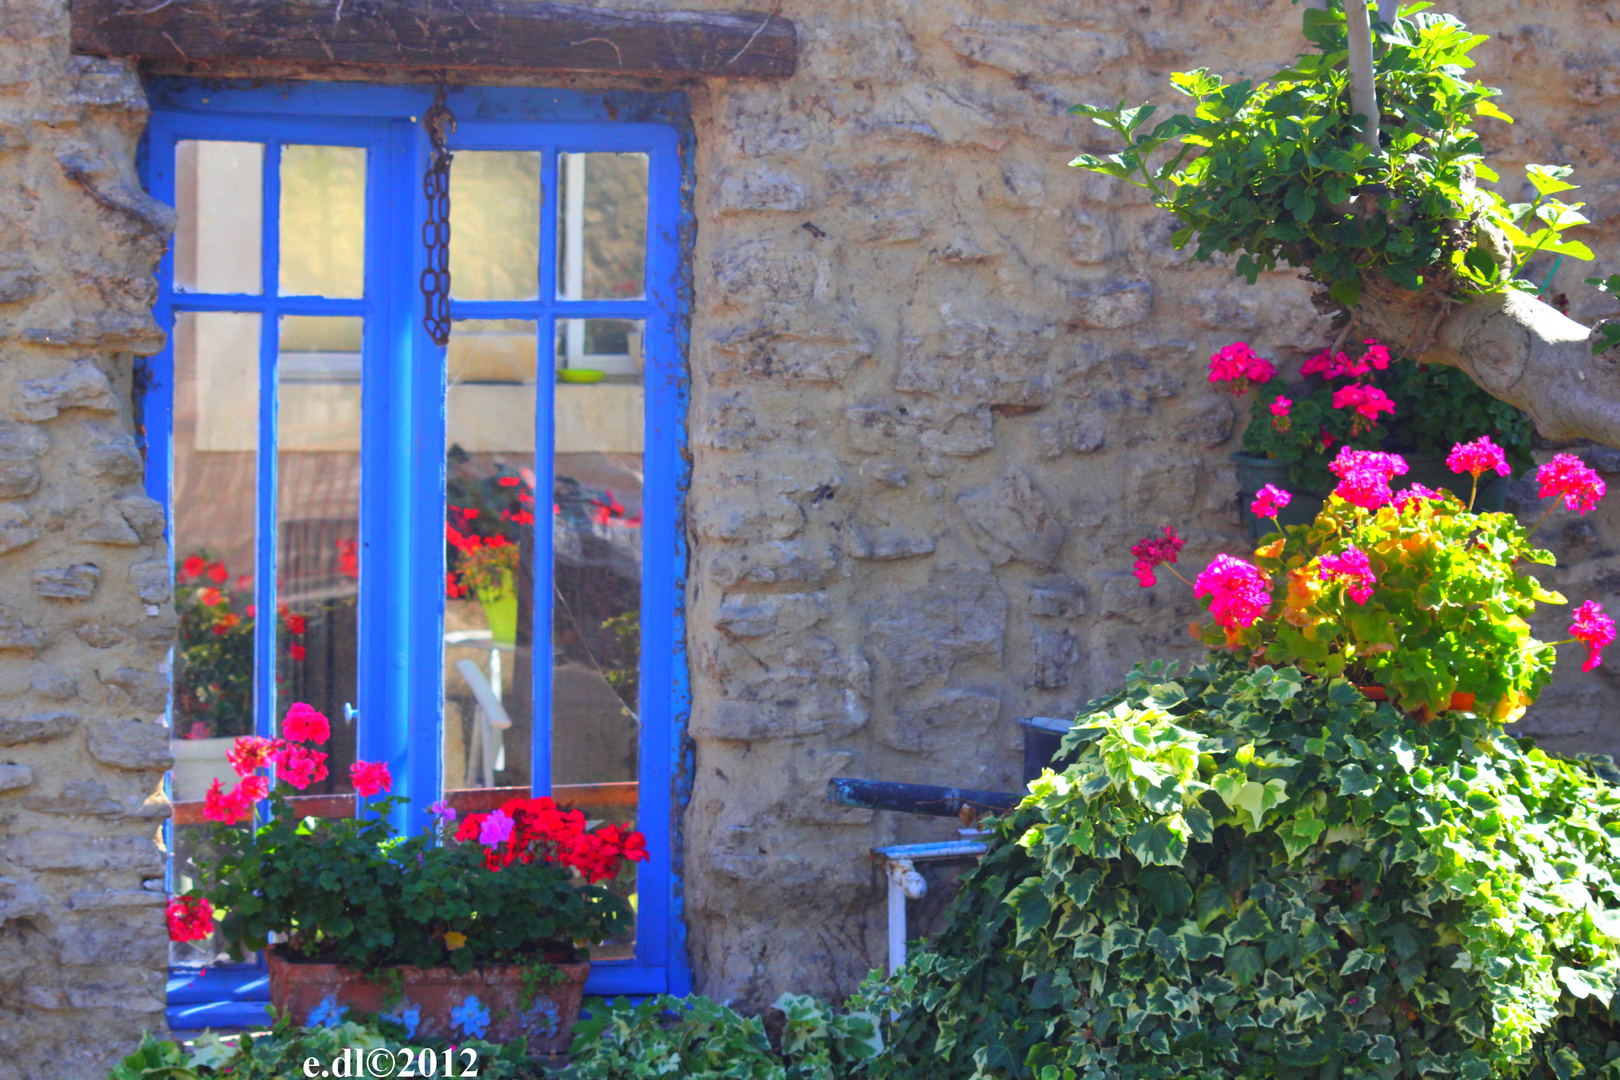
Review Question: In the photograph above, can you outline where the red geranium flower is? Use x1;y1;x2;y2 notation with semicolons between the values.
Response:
350;760;392;797
166;896;215;942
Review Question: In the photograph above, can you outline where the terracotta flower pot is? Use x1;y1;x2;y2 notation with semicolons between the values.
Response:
1357;685;1476;712
267;947;589;1053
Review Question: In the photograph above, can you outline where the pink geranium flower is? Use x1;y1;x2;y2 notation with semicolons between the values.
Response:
226;735;275;777
1130;526;1185;588
1269;396;1292;432
1538;454;1606;515
202;777;262;825
1250;484;1292;520
1330;383;1395;426
1571;601;1617;672
1328;447;1409;510
1319;545;1377;605
1194;554;1273;630
1447;436;1510;479
282;702;331;745
272;742;329;790
350;760;392;798
166;896;215;943
1207;342;1276;394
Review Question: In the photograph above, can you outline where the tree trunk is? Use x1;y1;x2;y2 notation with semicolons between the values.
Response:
1356;281;1620;447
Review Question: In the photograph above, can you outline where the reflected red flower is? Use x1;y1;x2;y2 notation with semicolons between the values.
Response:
208;562;229;584
182;555;207;580
166;896;215;942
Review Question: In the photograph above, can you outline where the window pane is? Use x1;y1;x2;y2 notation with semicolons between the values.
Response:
280;145;366;298
174;141;263;294
170;310;260;966
450;151;541;301
445;320;537;795
552;317;644;959
557;152;648;301
277;315;362;792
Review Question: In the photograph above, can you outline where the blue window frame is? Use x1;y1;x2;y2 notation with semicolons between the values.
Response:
142;79;693;1028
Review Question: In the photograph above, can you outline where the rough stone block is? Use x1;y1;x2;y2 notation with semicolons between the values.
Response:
866;569;1007;688
75;622;126;648
0;712;77;746
0;605;41;652
895;319;1053;407
102;667;170;712
850;525;937;561
718;170;807;213
0;257;40;304
30;668;77;700
0;877;46;923
5;830;164;874
957;468;1065;566
0;422;47;498
32;562;101;600
0;763;34;792
127;559;171;604
708;539;844;588
87;718;173;770
24;779;123;817
1029;578;1087;619
56;911;168;967
715;592;827;638
845;401;996;458
1037;404;1107;459
1028;628;1081;689
1071;281;1154;329
709;318;872;385
0;504;40;553
78;425;144;482
14;360;119;421
943;21;1130;77
879;690;1001;753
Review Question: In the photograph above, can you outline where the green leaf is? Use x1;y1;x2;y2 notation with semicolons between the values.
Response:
1219;778;1289;830
1005;876;1053;946
1128;817;1188;866
1277;806;1328;860
1526;163;1578;197
1337;763;1379;797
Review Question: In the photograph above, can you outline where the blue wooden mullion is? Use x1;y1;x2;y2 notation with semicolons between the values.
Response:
255;138;282;745
402;116;446;839
531;143;560;798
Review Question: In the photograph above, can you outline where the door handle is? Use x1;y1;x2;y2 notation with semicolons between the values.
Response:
344;702;359;726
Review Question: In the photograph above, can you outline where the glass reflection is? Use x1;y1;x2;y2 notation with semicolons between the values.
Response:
169;309;260;965
280;145;366;298
552;317;645;959
276;315;362;792
557;152;648;301
450;151;541;302
174;141;263;295
444;320;538;793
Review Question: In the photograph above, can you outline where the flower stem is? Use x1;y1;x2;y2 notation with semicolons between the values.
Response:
1525;502;1559;539
1468;474;1479;513
1164;565;1195;588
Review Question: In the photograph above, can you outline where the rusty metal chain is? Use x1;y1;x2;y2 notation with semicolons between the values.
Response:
421;72;455;348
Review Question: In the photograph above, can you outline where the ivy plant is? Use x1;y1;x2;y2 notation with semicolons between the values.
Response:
868;658;1620;1080
1069;4;1592;306
561;993;882;1080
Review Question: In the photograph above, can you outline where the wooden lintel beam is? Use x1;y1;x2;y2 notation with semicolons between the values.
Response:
70;0;796;80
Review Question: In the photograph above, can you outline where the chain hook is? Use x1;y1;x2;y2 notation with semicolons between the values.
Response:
421;70;456;348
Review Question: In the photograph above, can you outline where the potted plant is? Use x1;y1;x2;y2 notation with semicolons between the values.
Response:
166;705;647;1052
1213;339;1533;536
1132;437;1612;719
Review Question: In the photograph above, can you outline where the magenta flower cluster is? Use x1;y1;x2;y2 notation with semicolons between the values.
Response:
1193;554;1272;630
1328;447;1410;509
1538;453;1606;515
1250;484;1291;520
1572;601;1618;672
1319;545;1377;606
1446;436;1510;479
1130;526;1185;587
1208;342;1276;393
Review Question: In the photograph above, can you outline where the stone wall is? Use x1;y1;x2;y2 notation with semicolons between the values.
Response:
3;0;1620;1070
678;0;1620;1007
0;1;177;1075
